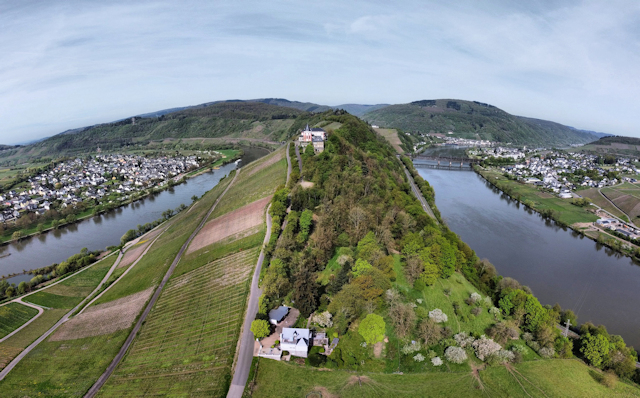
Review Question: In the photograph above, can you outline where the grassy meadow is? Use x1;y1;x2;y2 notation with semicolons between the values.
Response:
0;303;39;339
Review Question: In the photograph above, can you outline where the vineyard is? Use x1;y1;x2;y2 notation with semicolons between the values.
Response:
0;303;39;339
98;248;260;397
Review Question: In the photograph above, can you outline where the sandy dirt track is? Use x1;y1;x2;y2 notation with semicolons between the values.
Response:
50;288;154;341
187;196;270;254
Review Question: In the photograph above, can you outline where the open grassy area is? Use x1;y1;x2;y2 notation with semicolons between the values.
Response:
24;254;117;309
0;309;67;370
0;302;39;339
601;183;640;223
0;330;130;397
249;358;640;398
374;127;404;154
98;248;260;397
579;187;629;221
478;168;598;225
211;147;286;218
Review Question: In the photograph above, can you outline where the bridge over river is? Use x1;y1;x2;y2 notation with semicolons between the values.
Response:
412;154;480;169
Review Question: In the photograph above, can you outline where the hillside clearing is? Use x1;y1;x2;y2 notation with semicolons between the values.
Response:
0;303;40;339
374;127;404;154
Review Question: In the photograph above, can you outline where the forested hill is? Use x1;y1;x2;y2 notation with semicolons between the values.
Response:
362;99;600;147
0;101;311;164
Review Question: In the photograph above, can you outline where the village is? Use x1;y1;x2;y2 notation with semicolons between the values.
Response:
0;153;203;223
496;151;639;196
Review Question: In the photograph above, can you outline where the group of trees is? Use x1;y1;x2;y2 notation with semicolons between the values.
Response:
0;248;97;301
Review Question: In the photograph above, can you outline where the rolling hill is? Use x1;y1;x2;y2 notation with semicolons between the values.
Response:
0;102;311;164
362;99;600;147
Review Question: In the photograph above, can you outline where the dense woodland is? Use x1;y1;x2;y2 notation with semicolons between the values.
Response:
256;111;638;385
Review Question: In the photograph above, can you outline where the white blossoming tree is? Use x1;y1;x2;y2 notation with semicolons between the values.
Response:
445;346;467;364
311;311;333;328
469;292;482;303
431;356;443;366
472;335;502;361
454;332;475;348
428;308;448;323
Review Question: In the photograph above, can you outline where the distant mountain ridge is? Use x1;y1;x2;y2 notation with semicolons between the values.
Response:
361;99;602;147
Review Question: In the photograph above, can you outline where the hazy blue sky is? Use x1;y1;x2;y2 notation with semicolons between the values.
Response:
1;0;639;144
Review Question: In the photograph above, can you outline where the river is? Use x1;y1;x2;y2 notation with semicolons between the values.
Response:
416;162;640;348
0;146;269;284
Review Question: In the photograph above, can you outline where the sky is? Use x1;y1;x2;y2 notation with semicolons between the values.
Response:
0;0;639;144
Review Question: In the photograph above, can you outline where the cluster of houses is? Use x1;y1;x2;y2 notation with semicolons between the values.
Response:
297;125;326;153
472;146;527;159
499;152;639;196
596;218;640;240
256;306;338;361
0;154;201;223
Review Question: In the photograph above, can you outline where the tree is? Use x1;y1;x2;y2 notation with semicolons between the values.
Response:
191;195;198;202
418;318;443;346
351;258;373;278
37;223;45;233
17;281;28;295
5;286;15;298
358;313;385;344
298;209;313;243
262;259;290;301
250;319;271;340
580;333;610;368
12;230;24;240
389;303;417;338
52;219;61;229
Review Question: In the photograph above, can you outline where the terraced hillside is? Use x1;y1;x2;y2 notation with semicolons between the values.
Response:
362;99;598;146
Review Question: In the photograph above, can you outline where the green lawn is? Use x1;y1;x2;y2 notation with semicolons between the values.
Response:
0;303;39;339
0;330;130;397
250;358;640;398
99;249;260;397
0;309;67;370
478;169;598;225
211;147;286;218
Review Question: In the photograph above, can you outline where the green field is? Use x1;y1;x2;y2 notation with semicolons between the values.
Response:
0;330;130;397
0;303;39;339
98;248;260;397
250;358;640;397
0;308;67;370
601;183;640;223
211;147;286;218
24;254;117;309
478;168;598;225
579;188;629;221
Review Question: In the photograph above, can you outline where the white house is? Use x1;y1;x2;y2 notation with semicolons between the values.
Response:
280;328;311;358
298;125;326;153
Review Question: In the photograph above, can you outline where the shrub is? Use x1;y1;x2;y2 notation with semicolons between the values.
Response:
358;313;385;345
482;296;492;307
538;347;555;359
401;341;422;355
472;335;502;361
601;371;618;389
431;356;443;366
469;292;481;304
312;311;333;328
427;350;437;359
428;308;448;323
511;344;527;354
454;332;475;348
413;353;426;362
489;307;501;319
445;346;467;364
471;307;482;316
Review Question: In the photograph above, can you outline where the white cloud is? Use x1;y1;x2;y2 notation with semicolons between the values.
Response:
0;0;639;143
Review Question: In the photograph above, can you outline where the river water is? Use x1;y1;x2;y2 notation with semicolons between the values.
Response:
0;146;269;283
417;163;640;348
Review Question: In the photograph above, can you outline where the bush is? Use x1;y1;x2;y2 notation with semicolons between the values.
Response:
445;346;467;364
472;335;502;361
401;341;422;355
431;356;443;366
428;308;448;323
358;313;385;345
601;371;618;389
454;332;475;348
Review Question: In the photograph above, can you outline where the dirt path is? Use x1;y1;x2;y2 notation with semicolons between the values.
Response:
227;204;272;398
0;250;124;381
84;169;242;398
0;300;44;344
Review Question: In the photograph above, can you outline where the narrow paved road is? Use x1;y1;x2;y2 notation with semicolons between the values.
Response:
227;205;272;398
402;163;439;224
598;186;632;222
85;169;241;398
295;144;303;175
285;142;292;186
0;250;123;381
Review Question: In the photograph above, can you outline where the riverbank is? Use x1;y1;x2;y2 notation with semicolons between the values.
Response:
0;150;242;246
474;166;640;258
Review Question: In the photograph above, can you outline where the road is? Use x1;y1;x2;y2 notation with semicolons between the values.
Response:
598;185;632;222
0;250;123;381
401;163;439;224
227;206;272;398
84;169;241;398
295;144;303;175
285;142;292;186
0;299;43;344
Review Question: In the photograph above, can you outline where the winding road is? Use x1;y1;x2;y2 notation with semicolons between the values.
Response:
84;169;241;397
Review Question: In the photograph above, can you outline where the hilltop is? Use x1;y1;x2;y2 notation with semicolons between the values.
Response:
362;99;601;147
0;101;310;165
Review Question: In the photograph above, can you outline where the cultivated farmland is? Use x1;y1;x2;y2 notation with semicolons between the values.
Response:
0;303;39;339
98;248;260;397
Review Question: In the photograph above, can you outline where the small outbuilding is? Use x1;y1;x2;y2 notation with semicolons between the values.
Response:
268;306;289;325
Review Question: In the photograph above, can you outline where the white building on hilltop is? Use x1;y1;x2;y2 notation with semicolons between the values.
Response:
298;125;326;153
280;328;311;358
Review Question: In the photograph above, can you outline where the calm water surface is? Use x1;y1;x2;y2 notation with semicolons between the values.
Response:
417;164;640;348
0;147;269;283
